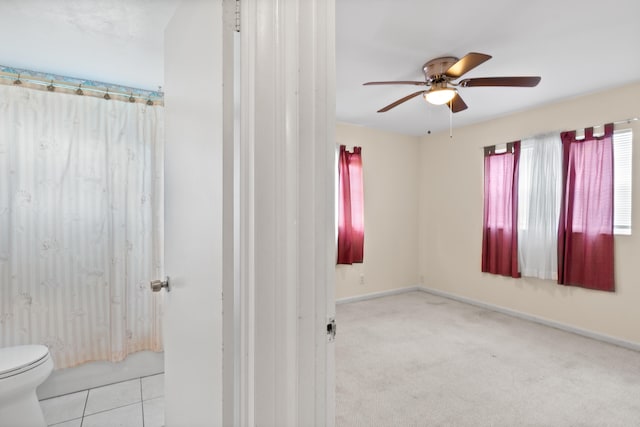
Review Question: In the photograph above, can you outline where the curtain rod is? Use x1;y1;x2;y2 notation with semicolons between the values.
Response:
555;117;638;137
481;118;638;151
612;117;638;125
0;65;163;104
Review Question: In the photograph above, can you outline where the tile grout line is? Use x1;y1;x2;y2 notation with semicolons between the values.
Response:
42;376;154;403
48;416;83;427
80;389;89;427
81;401;143;419
46;374;163;426
140;377;145;427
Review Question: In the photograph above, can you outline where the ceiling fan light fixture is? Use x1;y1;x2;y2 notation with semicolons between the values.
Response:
424;87;457;105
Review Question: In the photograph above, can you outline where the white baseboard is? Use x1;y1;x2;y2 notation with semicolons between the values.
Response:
336;286;419;305
417;285;640;353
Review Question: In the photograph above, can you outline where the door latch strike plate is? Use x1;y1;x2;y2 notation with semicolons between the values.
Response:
327;318;336;342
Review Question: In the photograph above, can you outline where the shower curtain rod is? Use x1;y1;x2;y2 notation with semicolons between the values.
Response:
481;118;638;151
0;65;163;105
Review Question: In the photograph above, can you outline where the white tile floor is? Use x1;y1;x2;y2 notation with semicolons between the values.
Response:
39;373;164;427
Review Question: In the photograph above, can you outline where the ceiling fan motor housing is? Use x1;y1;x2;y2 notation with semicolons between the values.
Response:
422;56;458;81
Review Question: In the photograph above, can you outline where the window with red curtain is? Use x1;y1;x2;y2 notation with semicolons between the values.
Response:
558;124;615;291
337;145;364;264
482;142;520;278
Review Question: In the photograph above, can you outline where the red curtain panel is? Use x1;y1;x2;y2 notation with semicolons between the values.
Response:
337;145;364;264
558;124;615;291
482;142;521;278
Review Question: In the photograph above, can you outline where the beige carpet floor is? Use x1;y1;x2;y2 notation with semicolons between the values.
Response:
336;291;640;427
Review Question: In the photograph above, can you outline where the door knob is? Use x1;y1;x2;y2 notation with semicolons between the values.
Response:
150;276;170;292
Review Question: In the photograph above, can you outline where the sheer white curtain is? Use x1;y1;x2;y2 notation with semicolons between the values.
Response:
0;84;164;369
517;133;562;280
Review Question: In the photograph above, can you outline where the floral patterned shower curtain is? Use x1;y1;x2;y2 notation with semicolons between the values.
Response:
0;84;164;369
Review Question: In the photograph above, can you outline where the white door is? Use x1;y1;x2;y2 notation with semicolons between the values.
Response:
162;0;335;425
163;1;231;426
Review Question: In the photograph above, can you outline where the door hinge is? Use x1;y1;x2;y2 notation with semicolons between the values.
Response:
235;0;241;32
327;318;336;342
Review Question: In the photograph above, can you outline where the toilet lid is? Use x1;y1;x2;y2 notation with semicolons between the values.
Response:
0;345;50;377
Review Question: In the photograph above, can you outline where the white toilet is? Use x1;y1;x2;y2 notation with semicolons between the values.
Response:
0;345;53;427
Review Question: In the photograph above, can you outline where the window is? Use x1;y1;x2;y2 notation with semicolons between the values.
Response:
337;145;364;264
613;129;633;235
558;125;615;291
517;134;562;280
481;142;520;278
483;124;631;290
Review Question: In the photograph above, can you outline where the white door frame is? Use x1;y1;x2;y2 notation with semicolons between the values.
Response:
238;0;336;425
221;2;238;426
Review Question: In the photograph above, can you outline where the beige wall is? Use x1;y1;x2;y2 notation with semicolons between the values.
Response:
336;122;420;299
418;82;640;344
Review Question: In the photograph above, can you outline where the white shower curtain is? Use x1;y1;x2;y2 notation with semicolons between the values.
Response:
0;84;164;369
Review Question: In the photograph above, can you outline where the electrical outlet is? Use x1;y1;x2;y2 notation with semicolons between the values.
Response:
359;274;365;285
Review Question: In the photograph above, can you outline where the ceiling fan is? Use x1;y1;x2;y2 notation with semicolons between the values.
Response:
363;52;541;113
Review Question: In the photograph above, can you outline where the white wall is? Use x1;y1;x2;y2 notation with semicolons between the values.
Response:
336;122;420;299
418;82;640;345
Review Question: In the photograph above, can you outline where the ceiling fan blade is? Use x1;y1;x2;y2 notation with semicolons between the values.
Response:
444;52;492;78
364;81;428;86
447;93;468;113
377;90;425;113
459;76;541;87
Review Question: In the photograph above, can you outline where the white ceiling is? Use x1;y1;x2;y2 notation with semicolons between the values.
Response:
338;0;640;135
1;0;639;136
0;0;179;91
